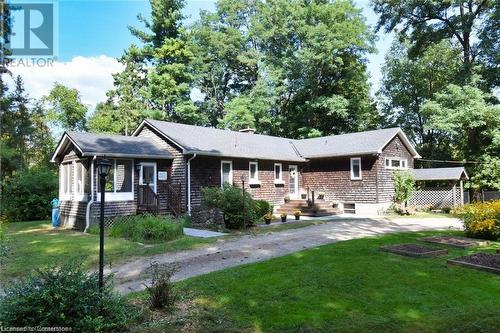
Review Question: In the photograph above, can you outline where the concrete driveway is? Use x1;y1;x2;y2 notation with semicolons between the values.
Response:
110;217;462;294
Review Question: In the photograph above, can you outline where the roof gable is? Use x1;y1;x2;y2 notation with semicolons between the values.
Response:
51;132;173;162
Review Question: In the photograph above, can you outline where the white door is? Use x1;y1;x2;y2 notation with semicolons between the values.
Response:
289;165;299;199
140;162;157;193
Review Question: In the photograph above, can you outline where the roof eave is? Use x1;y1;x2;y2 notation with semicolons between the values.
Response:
81;152;174;159
183;150;306;162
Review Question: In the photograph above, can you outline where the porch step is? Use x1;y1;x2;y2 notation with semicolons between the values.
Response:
276;200;341;217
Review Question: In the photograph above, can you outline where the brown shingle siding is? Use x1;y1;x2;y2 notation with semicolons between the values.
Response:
136;125;187;211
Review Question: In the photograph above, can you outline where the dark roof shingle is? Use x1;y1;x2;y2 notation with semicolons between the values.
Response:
64;132;173;159
412;167;468;181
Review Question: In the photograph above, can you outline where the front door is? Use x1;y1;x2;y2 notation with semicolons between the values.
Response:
289;165;299;199
140;162;157;193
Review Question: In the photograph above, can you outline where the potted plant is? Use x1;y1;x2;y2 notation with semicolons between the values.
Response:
317;191;325;200
264;212;273;225
284;195;290;203
280;213;287;223
294;210;301;220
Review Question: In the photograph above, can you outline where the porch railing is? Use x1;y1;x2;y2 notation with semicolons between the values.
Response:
166;182;182;217
138;184;159;214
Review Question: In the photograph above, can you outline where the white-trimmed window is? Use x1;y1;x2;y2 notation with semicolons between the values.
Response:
60;162;72;199
221;160;233;186
97;159;134;201
249;161;260;184
385;157;408;170
274;163;283;183
74;161;87;201
350;157;362;180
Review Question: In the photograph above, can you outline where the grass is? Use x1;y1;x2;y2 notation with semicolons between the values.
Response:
131;230;500;333
1;220;218;283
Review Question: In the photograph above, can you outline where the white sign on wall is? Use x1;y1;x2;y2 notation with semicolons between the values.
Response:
158;171;168;181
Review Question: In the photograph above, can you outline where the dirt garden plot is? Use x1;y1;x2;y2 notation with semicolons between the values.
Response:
420;235;489;248
381;243;448;258
448;253;500;275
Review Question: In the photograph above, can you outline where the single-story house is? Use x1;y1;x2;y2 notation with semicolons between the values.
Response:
51;119;462;230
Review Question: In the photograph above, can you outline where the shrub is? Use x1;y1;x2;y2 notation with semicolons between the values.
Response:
255;200;273;219
0;260;133;332
392;171;416;205
143;261;178;310
108;214;184;243
0;167;58;221
0;215;10;262
454;200;500;240
201;184;257;229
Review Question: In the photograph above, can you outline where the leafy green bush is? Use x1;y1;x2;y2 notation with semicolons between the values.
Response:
392;171;416;205
0;215;9;261
255;200;273;219
0;167;58;221
201;184;257;229
106;214;184;243
0;261;134;332
454;200;500;240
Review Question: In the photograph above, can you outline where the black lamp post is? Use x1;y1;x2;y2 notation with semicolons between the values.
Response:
240;174;246;229
97;159;112;292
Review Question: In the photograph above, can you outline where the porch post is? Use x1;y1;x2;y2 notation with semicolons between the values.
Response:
460;179;464;205
452;183;456;207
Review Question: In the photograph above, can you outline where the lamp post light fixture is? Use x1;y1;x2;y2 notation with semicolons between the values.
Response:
240;174;246;229
97;159;112;292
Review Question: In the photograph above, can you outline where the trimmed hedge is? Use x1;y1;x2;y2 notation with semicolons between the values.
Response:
454;200;500;240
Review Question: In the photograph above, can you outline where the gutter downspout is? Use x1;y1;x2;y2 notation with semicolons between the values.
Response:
85;156;97;232
187;153;197;215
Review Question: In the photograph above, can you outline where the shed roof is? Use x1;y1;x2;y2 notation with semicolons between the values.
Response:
412;167;469;181
51;132;173;162
134;120;421;161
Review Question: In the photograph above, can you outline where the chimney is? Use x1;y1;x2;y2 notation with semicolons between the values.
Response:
239;127;256;134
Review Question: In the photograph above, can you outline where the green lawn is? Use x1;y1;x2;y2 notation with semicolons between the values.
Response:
132;230;500;333
1;220;218;283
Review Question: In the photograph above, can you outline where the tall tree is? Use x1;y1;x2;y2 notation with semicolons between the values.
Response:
45;83;87;132
372;0;497;88
105;45;148;135
252;0;377;137
478;4;500;90
422;84;500;190
9;76;32;170
378;40;461;159
191;0;260;126
128;0;204;124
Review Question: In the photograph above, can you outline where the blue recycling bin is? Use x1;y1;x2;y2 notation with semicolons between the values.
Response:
51;198;60;228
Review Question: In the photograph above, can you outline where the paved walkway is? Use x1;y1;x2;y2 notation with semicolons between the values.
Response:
110;217;462;294
183;227;227;238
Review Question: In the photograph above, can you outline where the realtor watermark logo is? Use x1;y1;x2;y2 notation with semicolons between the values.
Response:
2;0;58;66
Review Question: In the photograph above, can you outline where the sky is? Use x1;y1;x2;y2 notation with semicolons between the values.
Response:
7;0;393;109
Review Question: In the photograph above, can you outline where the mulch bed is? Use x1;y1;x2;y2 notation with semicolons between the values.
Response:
420;235;489;248
381;243;448;258
448;253;500;275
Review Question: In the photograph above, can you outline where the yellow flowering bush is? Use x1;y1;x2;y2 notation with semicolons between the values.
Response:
454;200;500;240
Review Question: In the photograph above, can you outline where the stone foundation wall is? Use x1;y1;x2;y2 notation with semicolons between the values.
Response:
190;204;225;230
